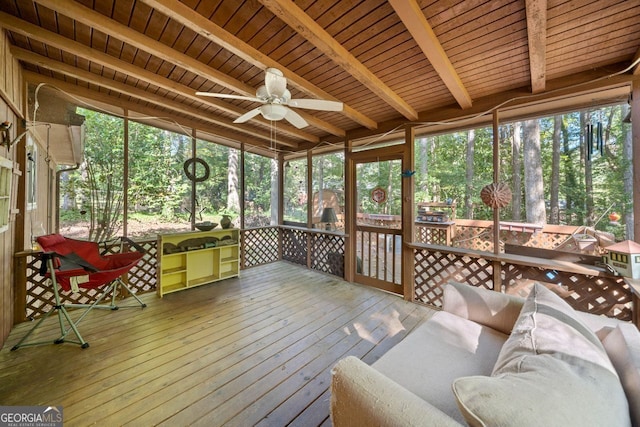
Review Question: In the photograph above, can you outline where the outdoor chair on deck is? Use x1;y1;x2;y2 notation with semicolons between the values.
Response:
11;234;146;350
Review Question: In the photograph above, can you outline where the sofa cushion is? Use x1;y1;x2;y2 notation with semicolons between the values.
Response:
453;354;630;427
452;283;631;427
443;281;524;335
493;282;615;373
602;322;640;426
372;310;508;425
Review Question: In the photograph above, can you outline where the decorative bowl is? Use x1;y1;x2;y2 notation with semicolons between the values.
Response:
195;221;217;231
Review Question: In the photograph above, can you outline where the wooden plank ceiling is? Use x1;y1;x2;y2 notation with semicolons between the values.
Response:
1;0;640;155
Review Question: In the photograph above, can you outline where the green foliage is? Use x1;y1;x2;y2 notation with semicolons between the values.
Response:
128;122;191;219
283;158;307;222
61;103;632;241
413;104;632;237
59;108;124;241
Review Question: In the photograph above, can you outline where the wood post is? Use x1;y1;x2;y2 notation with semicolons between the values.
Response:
123;111;129;237
344;135;355;282
632;82;640;243
492;109;503;292
402;125;415;301
13;253;28;324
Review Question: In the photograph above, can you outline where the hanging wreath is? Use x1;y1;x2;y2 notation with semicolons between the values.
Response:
371;186;387;204
480;182;512;209
183;158;210;182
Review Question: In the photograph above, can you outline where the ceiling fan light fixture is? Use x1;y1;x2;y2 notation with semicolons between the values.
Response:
261;104;287;121
256;85;269;99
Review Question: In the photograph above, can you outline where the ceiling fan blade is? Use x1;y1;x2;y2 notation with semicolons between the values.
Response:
288;98;343;111
283;107;309;129
233;107;262;124
196;92;263;103
265;68;287;98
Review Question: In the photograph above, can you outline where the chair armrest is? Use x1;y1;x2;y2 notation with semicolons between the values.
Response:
331;356;462;427
443;281;525;335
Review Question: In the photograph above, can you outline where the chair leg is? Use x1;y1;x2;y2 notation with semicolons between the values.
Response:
11;304;89;350
112;278;147;309
12;257;90;350
54;304;90;349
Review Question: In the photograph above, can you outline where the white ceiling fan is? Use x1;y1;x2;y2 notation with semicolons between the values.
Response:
196;68;343;129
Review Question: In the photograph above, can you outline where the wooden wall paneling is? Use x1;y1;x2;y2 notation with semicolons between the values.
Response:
0;25;6;94
0;27;25;349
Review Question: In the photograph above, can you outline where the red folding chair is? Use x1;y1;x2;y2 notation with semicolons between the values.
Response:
12;234;146;350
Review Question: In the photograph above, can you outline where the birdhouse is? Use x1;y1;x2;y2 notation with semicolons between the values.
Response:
602;240;640;279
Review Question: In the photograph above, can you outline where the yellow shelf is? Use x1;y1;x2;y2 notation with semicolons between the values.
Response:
188;275;220;287
220;270;238;279
157;229;240;297
162;267;187;275
163;282;187;293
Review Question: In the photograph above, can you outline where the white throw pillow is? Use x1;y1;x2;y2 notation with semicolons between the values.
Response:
452;283;631;427
443;281;524;335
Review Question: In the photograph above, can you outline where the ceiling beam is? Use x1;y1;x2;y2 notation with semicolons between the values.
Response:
140;0;376;131
32;0;340;136
11;46;299;148
259;0;419;121
0;11;318;143
525;0;547;93
34;0;255;96
388;0;472;109
23;71;287;152
346;67;636;142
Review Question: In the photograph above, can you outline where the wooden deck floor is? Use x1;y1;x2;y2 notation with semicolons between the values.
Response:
0;261;436;426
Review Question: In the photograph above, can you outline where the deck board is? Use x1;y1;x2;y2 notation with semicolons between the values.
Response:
0;262;436;426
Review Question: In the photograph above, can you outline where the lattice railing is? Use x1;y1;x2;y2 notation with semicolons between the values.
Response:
16;227;348;321
16;238;157;321
311;233;345;276
241;227;279;268
18;226;629;325
415;226;449;245
281;228;308;266
453;222;579;253
503;263;632;321
412;245;633;322
280;227;346;278
414;248;493;307
453;225;494;251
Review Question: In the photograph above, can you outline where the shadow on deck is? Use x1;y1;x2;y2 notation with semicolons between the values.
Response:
0;261;436;426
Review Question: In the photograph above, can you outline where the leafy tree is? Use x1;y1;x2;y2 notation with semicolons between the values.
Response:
59;108;124;241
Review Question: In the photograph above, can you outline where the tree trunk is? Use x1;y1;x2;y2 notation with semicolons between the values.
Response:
419;137;428;200
227;148;240;212
464;129;475;218
317;157;324;216
561;119;577;223
431;136;439;199
550;116;561;224
523;119;546;224
511;122;522;221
